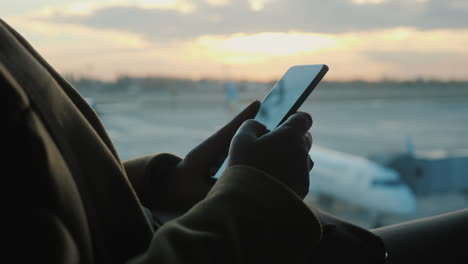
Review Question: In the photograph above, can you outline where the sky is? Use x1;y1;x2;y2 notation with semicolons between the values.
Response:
2;0;468;81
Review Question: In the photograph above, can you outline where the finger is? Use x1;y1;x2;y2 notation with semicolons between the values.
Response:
221;100;261;137
308;155;314;171
304;132;313;151
234;119;268;142
277;112;313;135
208;100;261;148
183;101;260;170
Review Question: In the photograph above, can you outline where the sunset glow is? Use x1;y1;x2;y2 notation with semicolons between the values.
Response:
3;0;468;81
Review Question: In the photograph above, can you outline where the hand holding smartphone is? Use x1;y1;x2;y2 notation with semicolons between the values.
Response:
213;64;328;179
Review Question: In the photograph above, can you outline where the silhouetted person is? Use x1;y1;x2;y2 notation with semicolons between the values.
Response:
3;19;467;264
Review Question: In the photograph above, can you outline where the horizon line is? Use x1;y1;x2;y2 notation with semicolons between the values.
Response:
62;72;468;84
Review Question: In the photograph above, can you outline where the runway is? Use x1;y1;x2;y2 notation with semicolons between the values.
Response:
87;81;468;228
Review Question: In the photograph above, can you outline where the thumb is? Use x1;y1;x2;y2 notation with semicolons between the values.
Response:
276;111;312;136
233;119;268;143
227;119;268;168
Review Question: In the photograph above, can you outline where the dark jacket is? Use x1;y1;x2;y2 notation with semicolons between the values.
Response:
2;19;321;264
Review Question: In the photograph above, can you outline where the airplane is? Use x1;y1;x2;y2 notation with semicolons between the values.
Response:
369;147;468;197
307;146;417;217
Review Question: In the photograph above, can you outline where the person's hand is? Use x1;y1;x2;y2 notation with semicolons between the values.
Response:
152;101;261;212
228;112;313;198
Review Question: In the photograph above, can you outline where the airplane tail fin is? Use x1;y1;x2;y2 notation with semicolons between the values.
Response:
405;136;414;156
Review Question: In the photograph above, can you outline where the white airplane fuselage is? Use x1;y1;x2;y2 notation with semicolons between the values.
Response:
308;146;417;215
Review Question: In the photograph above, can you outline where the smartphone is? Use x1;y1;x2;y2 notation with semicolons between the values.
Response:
213;64;329;179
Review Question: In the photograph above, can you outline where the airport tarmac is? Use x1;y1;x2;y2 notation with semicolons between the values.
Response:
91;84;468;228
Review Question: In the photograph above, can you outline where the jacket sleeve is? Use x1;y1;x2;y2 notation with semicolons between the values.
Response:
123;153;182;208
128;165;322;264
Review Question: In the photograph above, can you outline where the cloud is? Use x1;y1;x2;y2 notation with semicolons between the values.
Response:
21;0;467;41
190;32;337;64
4;0;468;81
204;0;231;6
365;50;468;80
352;0;388;5
8;15;467;81
33;0;195;16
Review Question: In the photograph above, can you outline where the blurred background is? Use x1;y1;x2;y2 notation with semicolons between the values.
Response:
3;0;468;228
